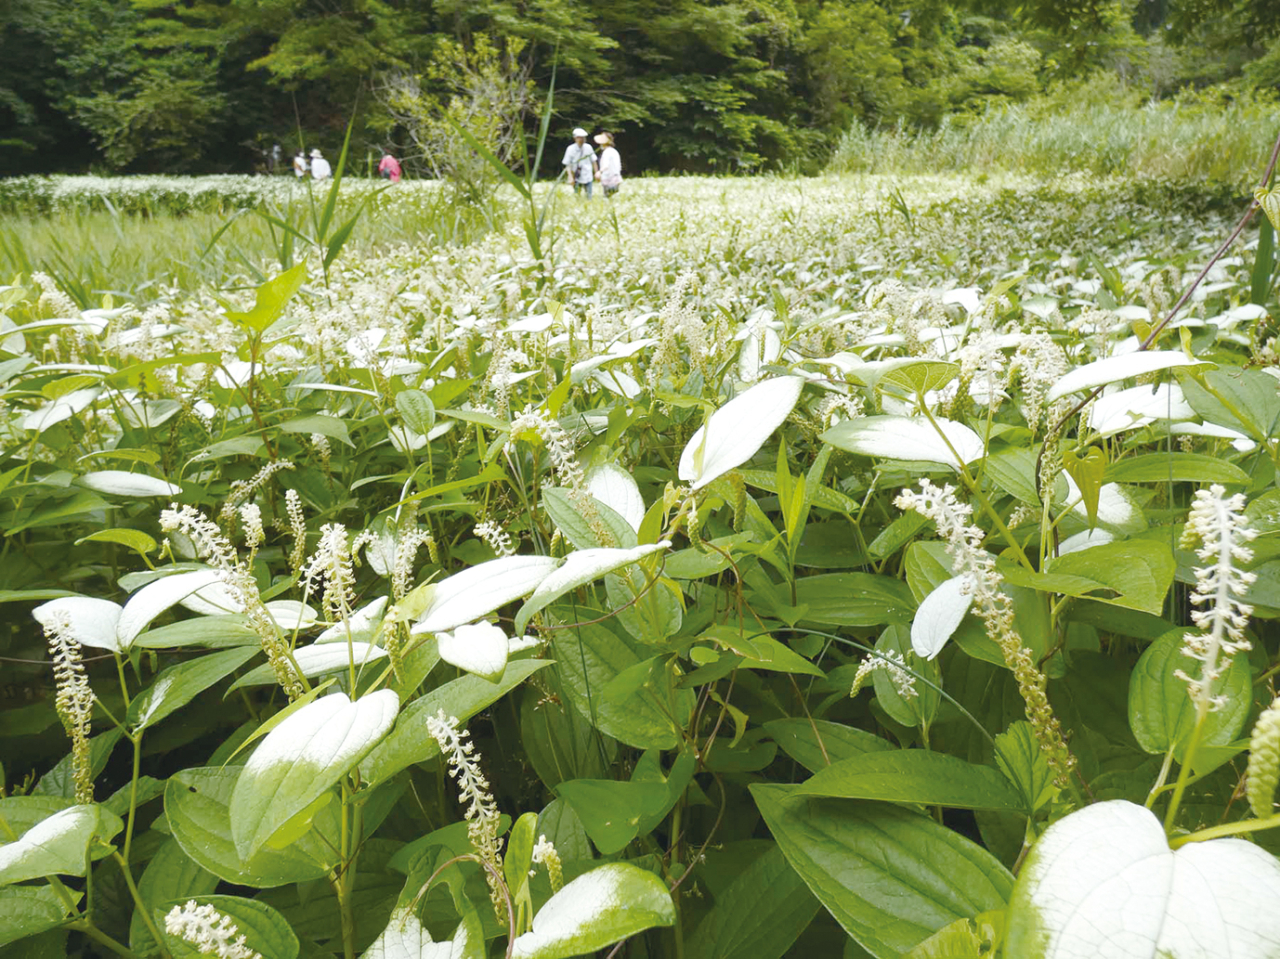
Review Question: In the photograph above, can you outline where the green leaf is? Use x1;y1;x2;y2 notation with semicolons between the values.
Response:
541;486;638;551
984;448;1042;506
1104;452;1250;486
164;767;331;887
872;625;939;730
1178;367;1280;441
395;389;436;436
515;543;669;635
229;691;398;859
763;719;895;773
904;913;1004;959
555;779;669;854
504;811;539;915
684;844;820;959
1062;447;1105;529
0;886;71;948
751;784;1014;959
74;528;158;556
0;804;122;884
510;863;675;959
223;263;307;334
34;729;122;799
363;659;551;785
701;627;825;677
1047;540;1174;615
880;361;960;397
793;574;916;628
796;751;1027;814
993;722;1057;813
126;646;259;733
156;895;299;959
278;414;352;447
1128;629;1251;761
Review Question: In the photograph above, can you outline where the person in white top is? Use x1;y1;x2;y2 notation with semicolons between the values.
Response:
293;150;308;178
594;132;622;197
309;148;331;181
562;127;597;197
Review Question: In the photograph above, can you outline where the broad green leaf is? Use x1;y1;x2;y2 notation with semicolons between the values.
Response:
164;767;332;887
993;722;1056;813
230;691;398;859
984;448;1041;506
872;625;940;729
127;645;259;732
701;627;824;677
410;556;560;635
911;575;975;660
33;729;122;798
0;797;74;840
1104;452;1250;486
509;863;676;959
1005;800;1280;958
1128;629;1251;761
796;751;1027;814
395;389;436;435
555;779;669;854
1062;447;1105;528
904;913;1004;959
763;719;895;773
74;528;158;556
363;659;551;785
278;414;353;447
0;805;121;884
515;542;670;634
0;886;71;948
1046;540;1174;615
880;361;960;396
678;376;806;489
156;895;299;959
76;470;181;497
504;812;539;915
793;573;916;628
821;415;985;470
585;463;645;532
684;844;820;959
541;486;637;550
751;784;1014;958
551;617;688;750
223;262;307;334
1178;367;1280;441
1046;351;1211;403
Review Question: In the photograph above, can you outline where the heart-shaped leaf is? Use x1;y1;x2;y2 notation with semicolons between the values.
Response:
411;556;560;635
1006;800;1280;958
438;622;510;682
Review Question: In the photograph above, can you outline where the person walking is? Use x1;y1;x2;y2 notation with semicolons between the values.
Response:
594;132;622;197
310;148;331;181
293;150;309;178
377;154;402;183
562;127;597;197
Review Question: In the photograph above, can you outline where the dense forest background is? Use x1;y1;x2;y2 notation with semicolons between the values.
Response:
2;0;1278;178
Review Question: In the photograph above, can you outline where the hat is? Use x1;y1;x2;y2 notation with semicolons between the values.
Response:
572;127;588;138
593;132;613;145
310;149;322;158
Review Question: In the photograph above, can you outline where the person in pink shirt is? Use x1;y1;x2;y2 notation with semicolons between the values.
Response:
378;154;402;183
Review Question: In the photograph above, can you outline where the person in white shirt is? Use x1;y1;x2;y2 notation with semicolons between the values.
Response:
562;127;597;197
594;132;622;197
293;150;308;178
309;148;331;181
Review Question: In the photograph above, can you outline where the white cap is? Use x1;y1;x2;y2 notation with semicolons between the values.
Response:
572;127;587;138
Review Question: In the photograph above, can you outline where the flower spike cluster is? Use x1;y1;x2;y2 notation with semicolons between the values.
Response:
1177;484;1257;716
849;648;917;701
163;900;262;959
41;610;94;804
895;479;1076;786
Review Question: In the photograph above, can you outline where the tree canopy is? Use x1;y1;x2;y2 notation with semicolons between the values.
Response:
0;0;1276;177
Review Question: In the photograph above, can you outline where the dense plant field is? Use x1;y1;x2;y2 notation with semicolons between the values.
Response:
3;168;1280;959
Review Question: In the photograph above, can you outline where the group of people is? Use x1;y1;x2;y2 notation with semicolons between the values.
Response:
562;129;622;198
292;149;331;181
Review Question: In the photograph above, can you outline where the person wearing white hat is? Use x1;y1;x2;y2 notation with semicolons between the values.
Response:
309;148;331;181
594;132;622;197
562;127;597;197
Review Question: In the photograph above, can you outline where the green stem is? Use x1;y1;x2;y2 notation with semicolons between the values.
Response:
1169;812;1280;848
123;733;142;864
112;851;170;959
70;919;138;959
1163;713;1207;832
1144;748;1176;810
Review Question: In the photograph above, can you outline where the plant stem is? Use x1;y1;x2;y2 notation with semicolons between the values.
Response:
70;919;138;958
1163;714;1207;832
123;733;142;864
1169;812;1280;848
112;851;170;959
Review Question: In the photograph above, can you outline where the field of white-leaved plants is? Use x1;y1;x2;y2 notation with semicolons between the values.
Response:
4;167;1280;959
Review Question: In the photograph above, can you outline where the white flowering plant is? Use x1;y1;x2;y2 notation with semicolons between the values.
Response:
5;149;1280;959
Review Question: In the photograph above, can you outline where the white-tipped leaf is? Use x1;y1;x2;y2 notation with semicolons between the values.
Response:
33;597;124;652
230;690;399;860
316;596;389;643
231;643;389;689
437;622;509;683
821;415;985;469
77;470;182;497
1046;351;1211;403
0;805;119;884
411;556;560;635
911;575;975;660
1087;382;1193;437
510;863;676;959
678;376;806;489
115;569;224;649
585;463;646;532
363;908;481;959
22;387;101;432
1006;800;1280;958
514;543;670;635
